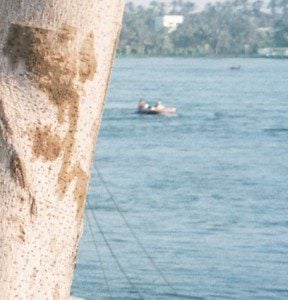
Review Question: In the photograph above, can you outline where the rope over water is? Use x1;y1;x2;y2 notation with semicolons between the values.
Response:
85;210;113;299
86;198;144;299
87;165;179;296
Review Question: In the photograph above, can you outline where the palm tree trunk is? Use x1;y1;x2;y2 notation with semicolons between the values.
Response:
0;0;124;298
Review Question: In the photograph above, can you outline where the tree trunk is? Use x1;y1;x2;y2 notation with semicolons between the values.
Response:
0;0;124;298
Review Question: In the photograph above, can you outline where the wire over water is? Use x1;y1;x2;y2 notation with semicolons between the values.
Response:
86;198;144;300
85;210;113;299
94;165;179;296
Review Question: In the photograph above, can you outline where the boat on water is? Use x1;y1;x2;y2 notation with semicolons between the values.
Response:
230;65;241;70
137;99;177;115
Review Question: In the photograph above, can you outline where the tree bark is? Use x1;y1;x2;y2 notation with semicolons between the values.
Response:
0;0;124;298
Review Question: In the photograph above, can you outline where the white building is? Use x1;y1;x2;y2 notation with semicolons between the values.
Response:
258;47;288;58
155;15;184;33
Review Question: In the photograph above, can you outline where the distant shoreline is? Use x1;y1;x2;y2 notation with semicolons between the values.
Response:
116;54;288;59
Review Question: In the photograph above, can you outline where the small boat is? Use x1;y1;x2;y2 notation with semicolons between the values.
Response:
138;106;177;115
230;65;241;70
137;99;176;115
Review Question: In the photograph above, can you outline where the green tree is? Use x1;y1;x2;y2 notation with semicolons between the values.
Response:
281;0;288;16
117;0;285;57
274;17;288;46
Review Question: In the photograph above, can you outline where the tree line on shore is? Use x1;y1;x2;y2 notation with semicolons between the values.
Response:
117;0;288;56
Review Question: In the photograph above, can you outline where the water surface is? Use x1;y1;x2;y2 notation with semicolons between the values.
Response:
72;58;288;299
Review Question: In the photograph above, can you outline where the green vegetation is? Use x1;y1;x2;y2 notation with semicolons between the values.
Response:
117;0;288;56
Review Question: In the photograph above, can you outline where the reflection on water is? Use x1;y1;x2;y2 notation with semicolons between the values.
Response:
72;58;288;299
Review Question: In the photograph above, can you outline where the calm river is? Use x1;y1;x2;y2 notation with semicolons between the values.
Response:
72;58;288;299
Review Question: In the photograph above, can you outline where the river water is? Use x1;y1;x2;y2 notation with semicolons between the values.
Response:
71;58;288;299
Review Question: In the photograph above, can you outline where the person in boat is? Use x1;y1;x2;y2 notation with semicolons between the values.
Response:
138;99;149;110
155;101;165;111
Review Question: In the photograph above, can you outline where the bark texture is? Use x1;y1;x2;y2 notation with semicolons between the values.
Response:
0;0;124;298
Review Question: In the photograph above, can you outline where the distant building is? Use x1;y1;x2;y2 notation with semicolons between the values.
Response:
258;47;288;58
155;15;184;33
257;27;273;33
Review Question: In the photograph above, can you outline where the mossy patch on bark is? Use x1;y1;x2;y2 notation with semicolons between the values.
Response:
3;23;97;219
32;126;62;162
10;152;27;189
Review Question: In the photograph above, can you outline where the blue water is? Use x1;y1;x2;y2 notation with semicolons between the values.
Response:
72;58;288;299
